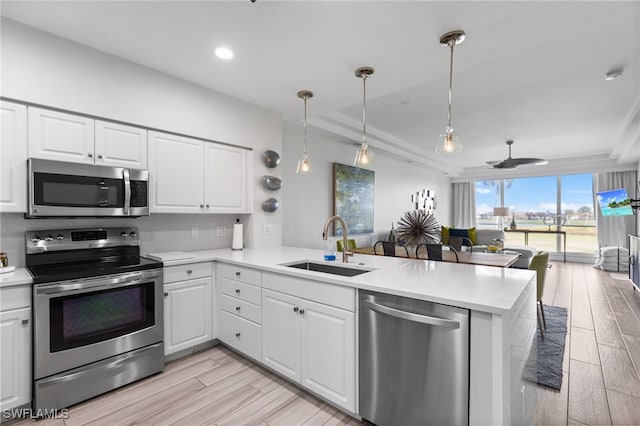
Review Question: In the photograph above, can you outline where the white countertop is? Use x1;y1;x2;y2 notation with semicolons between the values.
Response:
0;267;33;288
147;246;536;315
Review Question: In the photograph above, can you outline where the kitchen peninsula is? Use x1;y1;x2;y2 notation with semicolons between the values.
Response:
152;245;538;426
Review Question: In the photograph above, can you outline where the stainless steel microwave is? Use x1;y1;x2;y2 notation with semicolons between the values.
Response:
27;158;149;218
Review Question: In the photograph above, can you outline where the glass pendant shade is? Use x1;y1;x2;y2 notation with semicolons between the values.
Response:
435;125;463;153
354;142;373;165
296;153;311;173
296;90;313;174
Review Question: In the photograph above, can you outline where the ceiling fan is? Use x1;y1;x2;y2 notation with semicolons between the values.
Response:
487;140;548;169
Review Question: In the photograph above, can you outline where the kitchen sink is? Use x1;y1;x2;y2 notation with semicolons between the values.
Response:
284;261;372;277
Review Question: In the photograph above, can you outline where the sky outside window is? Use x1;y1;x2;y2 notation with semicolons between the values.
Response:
475;174;596;253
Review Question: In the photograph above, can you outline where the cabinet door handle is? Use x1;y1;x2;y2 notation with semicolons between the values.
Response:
200;204;204;208
98;154;103;159
235;289;240;294
235;272;241;277
206;204;210;208
293;306;299;313
235;306;241;311
235;332;241;338
164;292;168;297
88;153;93;158
299;309;305;315
21;319;29;325
187;270;192;275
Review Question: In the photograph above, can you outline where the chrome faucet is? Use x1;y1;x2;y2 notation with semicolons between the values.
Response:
322;215;353;263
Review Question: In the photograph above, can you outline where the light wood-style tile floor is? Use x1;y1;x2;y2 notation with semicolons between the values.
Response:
10;262;640;426
533;262;640;426
11;343;363;426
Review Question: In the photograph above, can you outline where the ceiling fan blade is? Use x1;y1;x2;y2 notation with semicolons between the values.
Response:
509;158;549;166
492;159;517;169
489;141;548;169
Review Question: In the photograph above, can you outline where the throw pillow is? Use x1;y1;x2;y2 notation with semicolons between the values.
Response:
441;226;477;245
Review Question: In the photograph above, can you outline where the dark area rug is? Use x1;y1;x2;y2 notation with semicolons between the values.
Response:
523;304;568;391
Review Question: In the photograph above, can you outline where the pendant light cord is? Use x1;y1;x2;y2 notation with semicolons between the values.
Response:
362;73;368;146
303;95;308;155
447;40;455;127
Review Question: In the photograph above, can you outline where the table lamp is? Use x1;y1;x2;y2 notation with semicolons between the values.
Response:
493;207;511;230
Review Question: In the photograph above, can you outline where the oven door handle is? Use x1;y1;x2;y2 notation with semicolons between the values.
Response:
36;271;157;294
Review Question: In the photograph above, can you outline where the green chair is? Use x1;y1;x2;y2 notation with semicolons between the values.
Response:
529;251;549;338
336;239;357;253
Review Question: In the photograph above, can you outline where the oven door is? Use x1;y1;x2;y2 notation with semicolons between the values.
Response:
33;269;163;380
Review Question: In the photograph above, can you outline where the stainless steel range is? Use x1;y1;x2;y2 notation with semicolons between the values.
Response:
26;227;164;412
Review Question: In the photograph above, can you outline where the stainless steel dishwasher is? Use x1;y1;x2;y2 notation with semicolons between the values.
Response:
359;290;470;426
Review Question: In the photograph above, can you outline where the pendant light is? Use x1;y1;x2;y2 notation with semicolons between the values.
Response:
354;66;374;166
296;90;313;174
435;30;465;154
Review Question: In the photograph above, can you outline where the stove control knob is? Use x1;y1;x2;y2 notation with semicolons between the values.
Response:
31;236;42;242
44;235;54;241
55;234;64;240
129;231;138;238
120;232;129;238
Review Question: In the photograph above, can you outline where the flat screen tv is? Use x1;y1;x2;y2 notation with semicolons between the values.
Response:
596;188;634;217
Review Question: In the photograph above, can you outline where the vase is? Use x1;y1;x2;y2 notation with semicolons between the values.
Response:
510;215;517;230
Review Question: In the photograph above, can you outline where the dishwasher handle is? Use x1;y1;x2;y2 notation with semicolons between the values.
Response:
363;299;460;329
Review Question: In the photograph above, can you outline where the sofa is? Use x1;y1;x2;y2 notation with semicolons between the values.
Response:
474;229;536;269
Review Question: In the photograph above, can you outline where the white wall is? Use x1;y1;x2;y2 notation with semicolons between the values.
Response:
281;125;452;250
0;18;282;249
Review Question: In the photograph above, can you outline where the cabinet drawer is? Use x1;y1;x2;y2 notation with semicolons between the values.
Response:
219;293;261;324
0;285;31;311
219;277;261;306
220;310;261;361
217;263;261;287
164;262;212;283
262;272;355;312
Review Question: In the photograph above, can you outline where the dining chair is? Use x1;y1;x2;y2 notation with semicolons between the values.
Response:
336;239;357;253
373;241;409;257
415;243;459;262
529;251;549;339
445;236;474;253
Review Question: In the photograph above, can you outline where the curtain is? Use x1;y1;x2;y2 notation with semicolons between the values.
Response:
594;171;637;247
452;181;476;228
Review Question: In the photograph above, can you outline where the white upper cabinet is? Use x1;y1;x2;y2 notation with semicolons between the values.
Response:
28;107;147;169
204;143;250;213
148;131;204;214
149;130;252;214
94;120;147;169
28;107;95;164
0;101;27;212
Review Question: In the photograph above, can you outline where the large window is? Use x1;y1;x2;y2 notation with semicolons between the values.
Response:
475;174;596;254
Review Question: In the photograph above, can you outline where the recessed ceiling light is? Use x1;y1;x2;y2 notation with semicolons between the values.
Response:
604;69;623;80
214;47;234;60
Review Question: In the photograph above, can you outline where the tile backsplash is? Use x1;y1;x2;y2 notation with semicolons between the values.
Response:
0;213;240;267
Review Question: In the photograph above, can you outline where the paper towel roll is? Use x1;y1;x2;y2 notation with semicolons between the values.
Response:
231;223;244;250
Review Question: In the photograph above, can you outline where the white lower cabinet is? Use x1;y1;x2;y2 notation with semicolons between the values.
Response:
163;262;214;355
0;284;31;411
261;273;356;412
262;289;301;381
216;263;262;362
